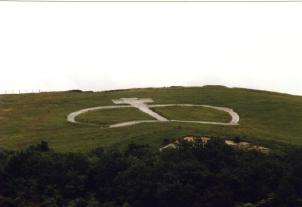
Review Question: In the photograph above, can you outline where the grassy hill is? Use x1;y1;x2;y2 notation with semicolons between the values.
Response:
0;86;301;152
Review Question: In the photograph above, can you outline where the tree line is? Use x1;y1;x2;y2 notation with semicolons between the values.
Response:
0;139;301;207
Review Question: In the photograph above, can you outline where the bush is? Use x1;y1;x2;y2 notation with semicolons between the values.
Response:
0;140;301;207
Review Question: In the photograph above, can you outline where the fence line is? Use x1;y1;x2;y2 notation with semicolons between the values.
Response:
0;89;48;95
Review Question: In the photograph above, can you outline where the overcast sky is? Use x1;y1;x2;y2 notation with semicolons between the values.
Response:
0;2;302;95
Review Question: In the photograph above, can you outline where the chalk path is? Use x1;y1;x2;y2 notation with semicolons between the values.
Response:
67;103;240;128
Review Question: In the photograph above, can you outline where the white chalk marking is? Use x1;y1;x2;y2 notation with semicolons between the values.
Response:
66;98;240;128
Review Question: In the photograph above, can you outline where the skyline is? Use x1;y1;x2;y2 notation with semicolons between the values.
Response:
1;2;302;96
1;83;301;97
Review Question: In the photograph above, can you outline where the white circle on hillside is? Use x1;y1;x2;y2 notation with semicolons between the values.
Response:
67;98;240;128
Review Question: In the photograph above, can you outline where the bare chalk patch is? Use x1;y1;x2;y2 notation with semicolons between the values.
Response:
160;136;270;153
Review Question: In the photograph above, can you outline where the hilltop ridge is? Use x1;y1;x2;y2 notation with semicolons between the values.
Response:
0;85;301;152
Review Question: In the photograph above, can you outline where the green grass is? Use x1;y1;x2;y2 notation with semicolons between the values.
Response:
76;107;154;126
0;86;301;152
152;106;230;122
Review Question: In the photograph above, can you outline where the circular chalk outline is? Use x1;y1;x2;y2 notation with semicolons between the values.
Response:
67;104;240;128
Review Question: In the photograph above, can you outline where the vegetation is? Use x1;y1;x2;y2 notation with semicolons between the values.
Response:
152;106;230;122
77;108;154;127
0;140;302;207
0;86;302;152
1;86;301;206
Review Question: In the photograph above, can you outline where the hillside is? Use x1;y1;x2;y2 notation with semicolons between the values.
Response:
0;86;301;152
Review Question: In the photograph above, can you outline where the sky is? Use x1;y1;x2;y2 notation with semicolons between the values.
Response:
0;2;302;95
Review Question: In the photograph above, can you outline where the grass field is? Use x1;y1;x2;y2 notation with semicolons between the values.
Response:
0;86;301;152
77;107;155;126
152;106;230;122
